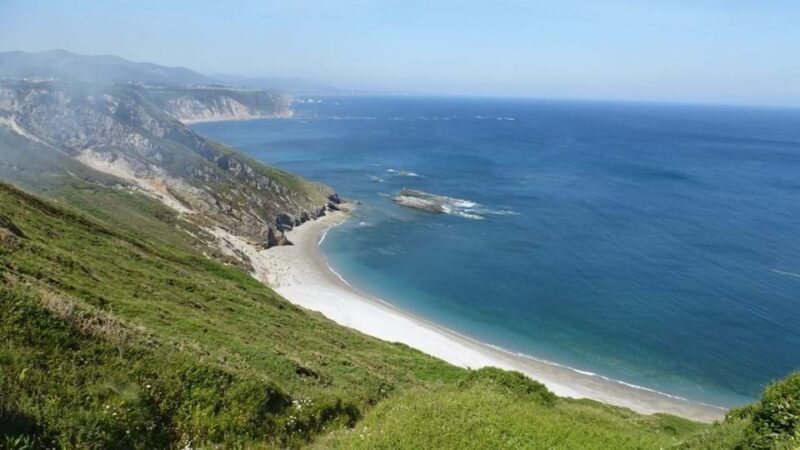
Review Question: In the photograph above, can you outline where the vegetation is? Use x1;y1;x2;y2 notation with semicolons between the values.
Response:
0;180;798;448
316;384;704;449
682;373;800;450
0;181;459;448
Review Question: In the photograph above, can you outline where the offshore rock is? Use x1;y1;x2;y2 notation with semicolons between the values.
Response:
392;189;447;214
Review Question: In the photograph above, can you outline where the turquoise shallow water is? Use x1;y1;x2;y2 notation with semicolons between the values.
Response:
193;96;800;408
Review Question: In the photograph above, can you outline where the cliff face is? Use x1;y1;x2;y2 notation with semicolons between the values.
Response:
143;85;294;122
0;79;332;248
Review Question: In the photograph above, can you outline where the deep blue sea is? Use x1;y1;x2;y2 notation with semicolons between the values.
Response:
193;96;800;408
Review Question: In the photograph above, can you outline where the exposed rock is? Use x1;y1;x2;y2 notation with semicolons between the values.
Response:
152;87;294;123
266;227;293;248
276;213;295;232
391;188;488;220
392;189;447;214
0;215;26;239
294;364;320;379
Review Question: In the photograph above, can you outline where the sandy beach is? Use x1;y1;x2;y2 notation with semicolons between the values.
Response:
248;206;727;423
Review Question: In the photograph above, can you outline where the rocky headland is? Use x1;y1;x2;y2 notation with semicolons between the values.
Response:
0;77;335;269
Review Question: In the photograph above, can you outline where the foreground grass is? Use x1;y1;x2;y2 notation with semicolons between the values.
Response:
0;181;798;448
317;368;706;449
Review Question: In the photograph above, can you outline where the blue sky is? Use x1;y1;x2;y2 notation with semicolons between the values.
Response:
1;0;798;106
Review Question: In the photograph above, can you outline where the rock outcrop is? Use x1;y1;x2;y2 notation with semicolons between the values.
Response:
143;85;294;123
392;189;448;214
266;227;293;248
391;188;489;220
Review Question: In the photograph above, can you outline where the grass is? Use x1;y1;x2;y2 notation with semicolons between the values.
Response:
315;387;700;449
0;180;798;448
316;368;706;449
0;181;459;448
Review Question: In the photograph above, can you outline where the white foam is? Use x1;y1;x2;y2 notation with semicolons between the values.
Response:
317;228;330;246
386;168;422;177
771;268;800;279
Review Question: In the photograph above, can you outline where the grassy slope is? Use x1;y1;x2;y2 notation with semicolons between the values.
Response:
0;180;797;449
0;181;462;448
0;128;215;255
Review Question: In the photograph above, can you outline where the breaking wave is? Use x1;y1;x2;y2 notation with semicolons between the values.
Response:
386;168;421;177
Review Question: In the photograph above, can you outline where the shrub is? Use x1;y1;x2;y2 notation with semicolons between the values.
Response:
743;372;800;449
458;367;556;405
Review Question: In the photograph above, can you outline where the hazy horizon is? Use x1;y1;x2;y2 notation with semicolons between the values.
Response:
1;0;798;107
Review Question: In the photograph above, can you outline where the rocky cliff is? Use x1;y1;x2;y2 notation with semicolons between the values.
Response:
142;85;294;122
0;79;333;250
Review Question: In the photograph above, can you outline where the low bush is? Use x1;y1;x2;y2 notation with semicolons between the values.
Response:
744;372;800;449
458;367;557;405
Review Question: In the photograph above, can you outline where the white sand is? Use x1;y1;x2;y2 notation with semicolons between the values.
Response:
252;206;726;423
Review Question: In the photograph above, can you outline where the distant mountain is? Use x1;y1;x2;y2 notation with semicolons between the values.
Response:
0;49;213;85
0;49;343;94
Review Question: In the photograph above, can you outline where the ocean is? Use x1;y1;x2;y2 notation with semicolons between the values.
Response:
193;96;800;408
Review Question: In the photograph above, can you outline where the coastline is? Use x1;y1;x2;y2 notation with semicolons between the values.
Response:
180;112;292;125
254;206;727;423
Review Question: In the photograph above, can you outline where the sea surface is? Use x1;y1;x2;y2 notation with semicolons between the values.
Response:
193;96;800;408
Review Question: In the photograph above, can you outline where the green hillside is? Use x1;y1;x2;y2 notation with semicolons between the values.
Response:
0;181;798;449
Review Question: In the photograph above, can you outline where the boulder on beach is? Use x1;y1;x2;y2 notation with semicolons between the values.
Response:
266;227;293;248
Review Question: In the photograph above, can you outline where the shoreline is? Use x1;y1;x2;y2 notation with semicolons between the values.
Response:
256;206;727;423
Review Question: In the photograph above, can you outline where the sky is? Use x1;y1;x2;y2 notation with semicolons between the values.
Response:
1;0;799;106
